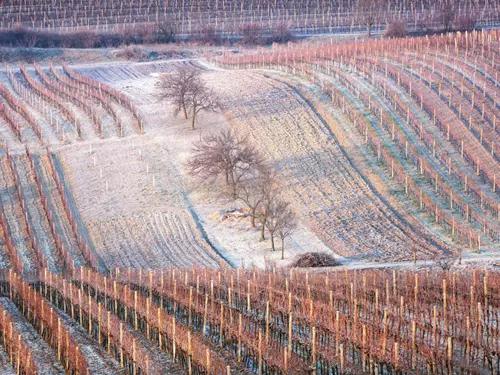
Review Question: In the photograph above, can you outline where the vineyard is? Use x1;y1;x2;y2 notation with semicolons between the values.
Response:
207;29;500;257
2;31;500;263
0;51;248;371
0;266;496;373
0;1;499;370
0;0;499;37
0;56;232;271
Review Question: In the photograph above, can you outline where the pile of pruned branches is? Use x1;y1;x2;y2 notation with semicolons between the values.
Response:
291;252;340;268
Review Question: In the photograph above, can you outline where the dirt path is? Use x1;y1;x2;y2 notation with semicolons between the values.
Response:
337;250;500;270
0;152;36;271
0;297;66;375
51;306;125;375
0;347;15;375
12;154;60;272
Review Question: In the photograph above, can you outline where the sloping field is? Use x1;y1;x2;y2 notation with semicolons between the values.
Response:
0;58;229;271
1;32;497;270
210;29;500;257
0;29;498;375
56;135;228;269
64;58;455;262
66;59;449;262
204;69;451;260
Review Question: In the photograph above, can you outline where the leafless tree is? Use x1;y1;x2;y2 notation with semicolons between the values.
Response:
271;24;293;44
384;20;408;38
277;205;297;260
23;33;39;48
198;26;220;45
265;199;297;256
435;254;456;271
236;164;271;228
256;171;281;242
438;1;456;32
265;199;286;251
136;24;156;44
240;23;262;44
357;0;383;37
156;20;177;43
155;66;200;120
187;129;265;197
14;28;39;48
186;80;222;130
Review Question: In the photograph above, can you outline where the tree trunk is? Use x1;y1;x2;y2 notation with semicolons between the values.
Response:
270;234;275;251
260;218;266;241
231;182;237;200
368;23;372;37
250;208;256;228
281;237;285;260
191;112;196;130
182;103;188;120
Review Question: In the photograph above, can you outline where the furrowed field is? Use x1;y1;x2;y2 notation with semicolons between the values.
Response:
0;0;499;371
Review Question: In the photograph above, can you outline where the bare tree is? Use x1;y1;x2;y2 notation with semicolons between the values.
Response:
186;80;222;130
155;66;200;120
277;205;297;260
265;199;296;255
438;1;456;32
384;20;408;38
187;129;265;197
271;24;293;44
265;199;286;251
357;0;383;37
198;26;220;45
232;143;267;197
156;20;177;43
240;23;262;45
187;129;238;186
236;161;275;227
435;254;456;271
257;171;280;242
23;33;39;48
248;168;280;241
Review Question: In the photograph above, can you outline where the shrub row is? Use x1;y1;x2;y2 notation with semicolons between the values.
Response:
0;23;295;49
0;24;175;48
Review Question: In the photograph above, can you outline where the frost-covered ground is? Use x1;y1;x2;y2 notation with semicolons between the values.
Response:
45;59;342;269
20;56;495;270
